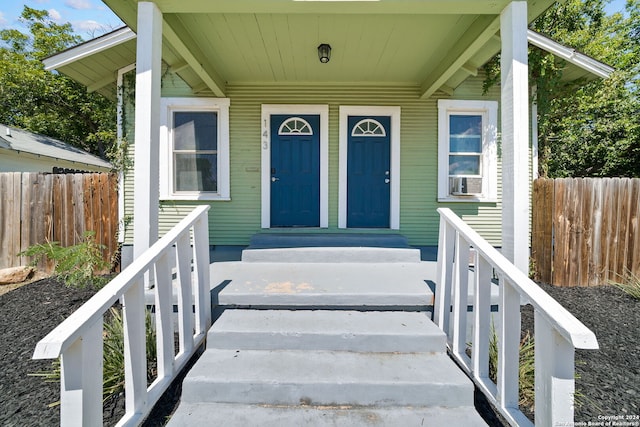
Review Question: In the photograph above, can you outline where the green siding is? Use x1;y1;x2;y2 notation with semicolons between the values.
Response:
122;71;507;247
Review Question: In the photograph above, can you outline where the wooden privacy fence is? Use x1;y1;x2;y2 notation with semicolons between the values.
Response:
0;172;118;273
532;177;640;287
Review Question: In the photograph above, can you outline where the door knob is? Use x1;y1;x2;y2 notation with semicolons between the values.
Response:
385;178;390;184
272;177;279;182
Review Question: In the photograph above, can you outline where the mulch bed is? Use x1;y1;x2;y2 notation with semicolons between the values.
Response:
522;283;640;423
1;278;638;426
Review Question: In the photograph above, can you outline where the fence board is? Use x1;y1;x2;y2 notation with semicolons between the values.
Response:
0;174;22;267
588;179;603;286
63;174;74;248
580;178;593;287
552;179;568;286
630;180;640;277
73;174;85;245
0;172;118;274
533;177;640;287
532;179;553;283
567;178;582;287
616;179;632;279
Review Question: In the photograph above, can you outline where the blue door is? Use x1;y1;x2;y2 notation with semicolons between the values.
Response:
270;115;320;227
347;116;391;228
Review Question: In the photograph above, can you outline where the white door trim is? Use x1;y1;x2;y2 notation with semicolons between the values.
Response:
261;104;329;228
339;106;401;229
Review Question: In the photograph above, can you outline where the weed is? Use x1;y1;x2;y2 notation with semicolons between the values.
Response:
31;307;157;404
19;231;110;288
483;324;535;411
610;269;640;300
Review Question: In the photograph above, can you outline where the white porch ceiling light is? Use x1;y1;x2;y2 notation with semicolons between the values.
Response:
317;43;331;63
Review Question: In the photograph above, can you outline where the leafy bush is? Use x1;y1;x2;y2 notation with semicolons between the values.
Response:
19;231;110;288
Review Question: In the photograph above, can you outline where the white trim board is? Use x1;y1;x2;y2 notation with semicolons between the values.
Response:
339;106;401;230
43;27;136;71
261;104;329;229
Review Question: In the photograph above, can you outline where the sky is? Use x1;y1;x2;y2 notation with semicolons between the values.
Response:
0;0;124;38
0;0;630;39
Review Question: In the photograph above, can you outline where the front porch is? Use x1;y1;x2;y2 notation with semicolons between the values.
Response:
33;206;598;427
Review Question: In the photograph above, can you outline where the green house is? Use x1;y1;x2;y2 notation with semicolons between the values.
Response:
44;1;612;271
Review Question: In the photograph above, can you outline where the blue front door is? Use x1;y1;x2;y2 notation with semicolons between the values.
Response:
347;116;391;228
270;115;320;227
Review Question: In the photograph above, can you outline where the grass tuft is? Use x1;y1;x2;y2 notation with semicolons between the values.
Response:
610;269;640;300
31;306;157;404
486;325;536;411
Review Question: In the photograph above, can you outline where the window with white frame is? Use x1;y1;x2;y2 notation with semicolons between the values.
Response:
437;99;498;202
160;98;230;200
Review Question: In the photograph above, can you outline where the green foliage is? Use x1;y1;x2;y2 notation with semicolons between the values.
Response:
486;324;536;411
19;231;110;288
103;307;158;398
610;269;640;300
484;0;640;178
0;7;116;159
31;307;158;404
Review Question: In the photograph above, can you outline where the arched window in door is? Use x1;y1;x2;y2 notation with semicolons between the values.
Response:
351;118;386;137
278;117;313;135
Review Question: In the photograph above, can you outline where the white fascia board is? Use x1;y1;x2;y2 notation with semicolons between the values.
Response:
43;27;136;71
527;30;614;79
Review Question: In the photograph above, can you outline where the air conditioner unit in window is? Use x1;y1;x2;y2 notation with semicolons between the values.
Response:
450;177;483;196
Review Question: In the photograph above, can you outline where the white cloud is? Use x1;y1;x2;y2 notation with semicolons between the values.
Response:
0;12;7;27
48;8;62;21
65;0;93;11
74;19;108;33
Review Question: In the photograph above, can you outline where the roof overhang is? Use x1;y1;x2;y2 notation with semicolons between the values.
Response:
527;29;614;80
43;0;613;99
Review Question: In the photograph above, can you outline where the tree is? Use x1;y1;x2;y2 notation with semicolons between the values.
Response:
484;0;640;177
0;7;116;159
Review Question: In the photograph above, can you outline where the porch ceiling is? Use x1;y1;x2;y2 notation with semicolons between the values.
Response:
99;0;557;96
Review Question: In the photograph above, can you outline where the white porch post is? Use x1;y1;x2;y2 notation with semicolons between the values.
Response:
133;2;162;261
500;2;530;273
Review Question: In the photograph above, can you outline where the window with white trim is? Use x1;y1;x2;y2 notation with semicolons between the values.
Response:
437;99;498;202
160;97;230;201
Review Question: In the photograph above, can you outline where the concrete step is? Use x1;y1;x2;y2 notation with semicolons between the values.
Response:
241;246;422;263
168;402;488;426
248;232;411;249
213;261;434;310
180;349;475;407
208;310;445;353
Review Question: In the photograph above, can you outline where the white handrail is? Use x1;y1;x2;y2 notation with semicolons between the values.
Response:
435;207;598;427
33;205;211;427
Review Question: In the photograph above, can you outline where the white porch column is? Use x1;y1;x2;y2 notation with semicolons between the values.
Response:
500;2;530;273
133;2;162;260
